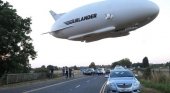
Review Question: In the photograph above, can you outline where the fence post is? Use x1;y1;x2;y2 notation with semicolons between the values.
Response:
169;66;170;76
6;74;8;85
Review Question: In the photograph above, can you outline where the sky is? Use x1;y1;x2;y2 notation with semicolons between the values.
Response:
4;0;170;68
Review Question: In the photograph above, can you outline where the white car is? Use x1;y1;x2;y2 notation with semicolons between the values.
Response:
106;66;141;93
96;68;105;75
83;68;95;75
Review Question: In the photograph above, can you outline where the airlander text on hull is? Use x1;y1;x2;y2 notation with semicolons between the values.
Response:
44;0;159;42
64;13;97;25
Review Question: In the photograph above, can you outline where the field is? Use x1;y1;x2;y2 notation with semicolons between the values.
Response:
137;68;170;93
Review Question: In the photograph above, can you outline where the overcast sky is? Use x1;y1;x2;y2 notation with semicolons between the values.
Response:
4;0;170;68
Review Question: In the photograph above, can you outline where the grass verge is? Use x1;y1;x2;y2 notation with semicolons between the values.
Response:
141;79;170;93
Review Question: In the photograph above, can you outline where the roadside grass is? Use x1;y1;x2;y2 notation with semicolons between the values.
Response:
141;87;161;93
141;79;170;93
140;69;170;93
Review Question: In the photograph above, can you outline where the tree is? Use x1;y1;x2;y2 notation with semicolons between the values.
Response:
142;57;149;68
53;66;59;70
34;65;48;73
132;62;143;68
119;58;132;68
47;65;54;78
89;62;96;69
0;1;36;77
111;58;132;68
47;65;54;71
73;65;79;70
111;62;120;68
166;62;170;67
41;65;46;69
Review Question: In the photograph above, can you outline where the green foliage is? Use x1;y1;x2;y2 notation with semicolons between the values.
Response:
73;65;79;70
0;0;36;76
141;67;170;93
111;58;132;68
132;62;142;68
143;67;151;79
47;65;54;70
142;57;149;68
53;66;59;70
141;80;170;93
165;62;170;67
34;65;48;73
89;62;96;69
158;74;167;83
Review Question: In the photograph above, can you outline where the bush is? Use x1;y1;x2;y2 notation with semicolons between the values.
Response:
158;74;167;83
143;67;151;79
34;68;48;73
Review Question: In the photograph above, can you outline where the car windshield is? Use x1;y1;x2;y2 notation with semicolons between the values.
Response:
110;71;134;78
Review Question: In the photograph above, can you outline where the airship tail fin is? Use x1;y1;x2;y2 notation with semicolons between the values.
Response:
49;10;65;21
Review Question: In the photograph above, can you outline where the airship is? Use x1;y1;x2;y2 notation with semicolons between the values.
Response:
46;0;159;42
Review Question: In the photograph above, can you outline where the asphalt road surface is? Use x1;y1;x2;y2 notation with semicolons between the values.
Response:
0;75;106;93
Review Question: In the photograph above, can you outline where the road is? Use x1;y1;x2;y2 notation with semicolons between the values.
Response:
0;75;106;93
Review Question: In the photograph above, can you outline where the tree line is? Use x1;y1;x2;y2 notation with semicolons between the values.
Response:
88;57;150;69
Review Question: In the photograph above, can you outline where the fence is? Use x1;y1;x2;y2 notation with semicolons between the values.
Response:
152;68;170;77
134;68;170;77
0;70;81;85
5;73;47;84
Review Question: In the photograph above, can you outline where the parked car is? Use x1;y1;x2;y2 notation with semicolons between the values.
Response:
105;66;141;93
105;69;111;74
83;68;95;75
96;68;105;75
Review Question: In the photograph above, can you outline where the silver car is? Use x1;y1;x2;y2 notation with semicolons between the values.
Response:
106;66;141;93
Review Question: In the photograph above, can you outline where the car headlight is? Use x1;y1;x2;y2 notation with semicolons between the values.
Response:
108;83;117;90
133;81;140;89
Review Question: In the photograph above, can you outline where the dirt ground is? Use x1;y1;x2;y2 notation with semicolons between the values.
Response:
142;87;162;93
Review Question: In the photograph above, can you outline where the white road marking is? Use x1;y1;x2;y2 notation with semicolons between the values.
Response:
23;77;87;93
99;81;107;93
75;85;80;88
86;80;90;83
102;82;107;93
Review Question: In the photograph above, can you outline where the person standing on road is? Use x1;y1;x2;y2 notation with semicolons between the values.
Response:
65;67;68;79
69;68;72;78
51;68;54;78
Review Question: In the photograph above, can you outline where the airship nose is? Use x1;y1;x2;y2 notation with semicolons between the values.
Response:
149;1;159;18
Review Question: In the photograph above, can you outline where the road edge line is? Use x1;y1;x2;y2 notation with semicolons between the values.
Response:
100;81;107;93
23;76;87;93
